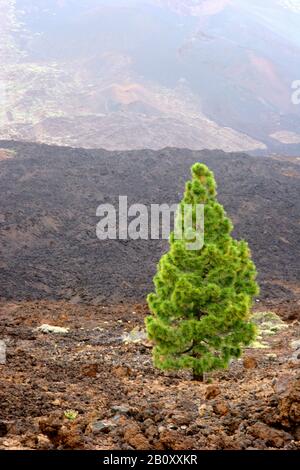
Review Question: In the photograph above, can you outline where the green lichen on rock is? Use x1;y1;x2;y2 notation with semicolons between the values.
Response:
146;162;259;379
249;338;269;349
252;311;288;336
247;311;288;349
122;326;148;344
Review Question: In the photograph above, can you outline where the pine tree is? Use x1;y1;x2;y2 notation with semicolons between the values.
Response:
146;163;259;380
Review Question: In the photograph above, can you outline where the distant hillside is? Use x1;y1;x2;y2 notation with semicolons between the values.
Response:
0;141;299;304
0;1;300;153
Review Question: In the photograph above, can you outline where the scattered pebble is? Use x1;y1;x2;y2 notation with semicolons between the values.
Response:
290;339;300;351
205;385;221;400
243;356;258;369
0;340;6;365
90;420;117;434
111;405;130;416
36;324;69;334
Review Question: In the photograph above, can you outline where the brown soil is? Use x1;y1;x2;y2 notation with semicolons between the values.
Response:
0;300;299;450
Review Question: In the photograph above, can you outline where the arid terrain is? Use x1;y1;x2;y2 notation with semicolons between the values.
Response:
0;141;299;450
1;0;300;455
0;141;299;305
0;301;299;450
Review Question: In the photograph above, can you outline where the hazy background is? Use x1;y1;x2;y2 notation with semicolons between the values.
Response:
1;0;300;153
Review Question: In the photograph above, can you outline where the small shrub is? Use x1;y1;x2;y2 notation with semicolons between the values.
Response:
146;163;259;380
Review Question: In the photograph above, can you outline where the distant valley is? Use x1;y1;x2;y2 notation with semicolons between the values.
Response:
0;0;300;153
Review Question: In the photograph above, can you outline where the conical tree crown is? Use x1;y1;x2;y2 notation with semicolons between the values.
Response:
146;163;259;376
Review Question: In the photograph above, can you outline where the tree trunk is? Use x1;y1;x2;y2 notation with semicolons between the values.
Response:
192;370;204;382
